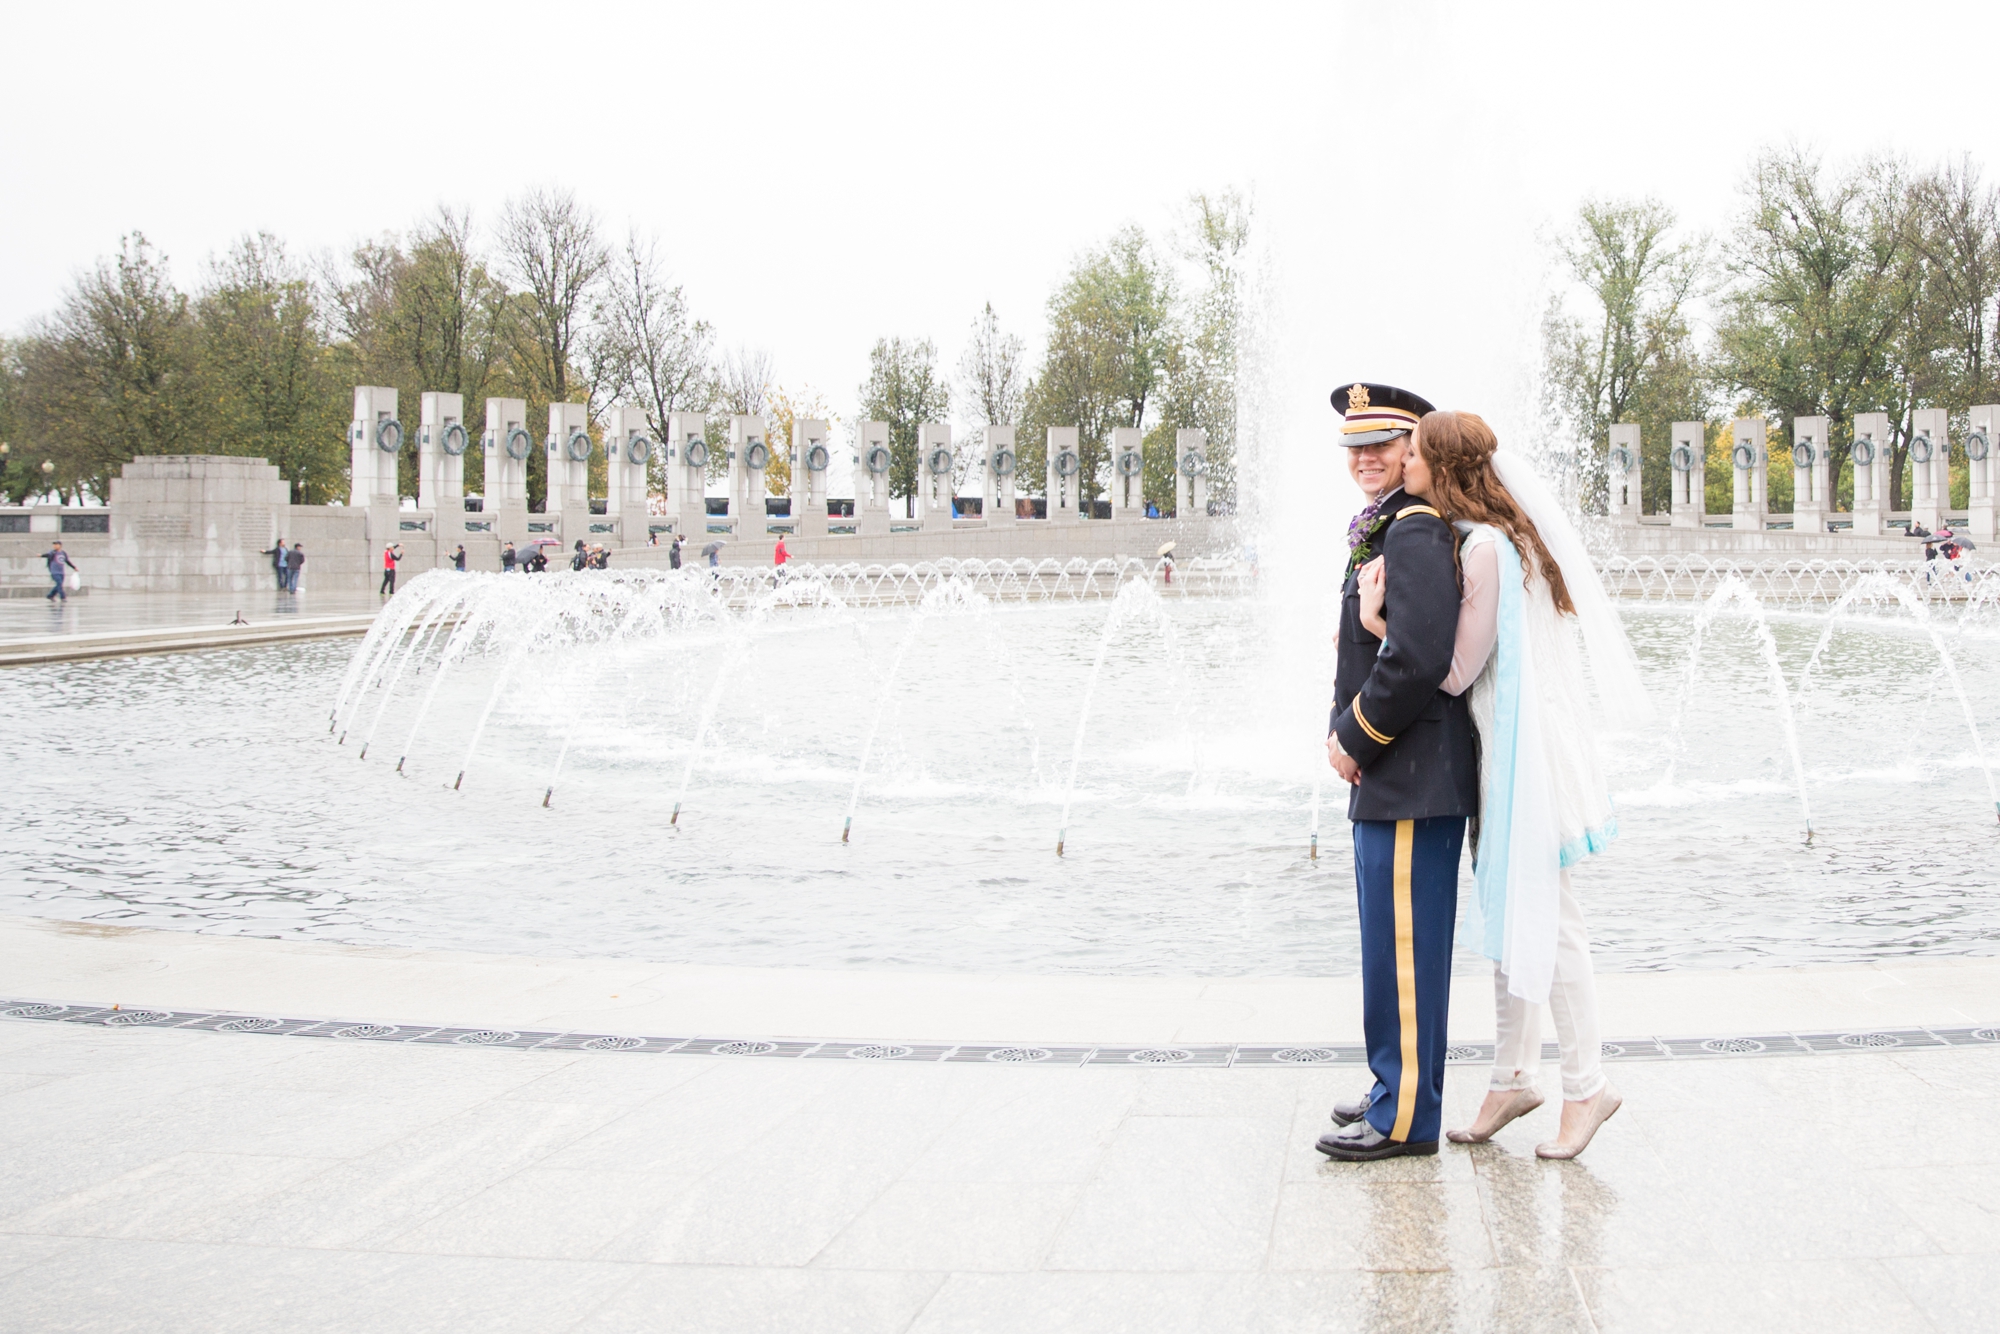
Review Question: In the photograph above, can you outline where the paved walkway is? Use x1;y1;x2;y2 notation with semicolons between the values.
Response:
2;916;1997;1331
1;1013;1993;1333
0;589;383;640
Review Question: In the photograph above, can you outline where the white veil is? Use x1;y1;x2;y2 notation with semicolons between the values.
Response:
1490;450;1653;723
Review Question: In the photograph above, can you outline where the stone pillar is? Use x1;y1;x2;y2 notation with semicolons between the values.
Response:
544;403;591;532
791;417;831;537
916;422;954;531
728;414;772;536
983;425;1017;527
604;405;655;545
1969;404;1998;540
418;392;467;516
667;412;710;540
1908;407;1949;532
1046;426;1083;524
1110;426;1144;520
1669;421;1705;528
1790;415;1831;534
1176;429;1210;518
854;421;892;537
1851;412;1890;536
349;386;402;541
1730;416;1768;531
483;397;531;547
1607;424;1641;523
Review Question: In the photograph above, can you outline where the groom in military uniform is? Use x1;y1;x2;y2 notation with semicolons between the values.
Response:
1318;382;1479;1162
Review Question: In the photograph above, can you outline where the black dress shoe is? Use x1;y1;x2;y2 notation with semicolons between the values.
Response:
1330;1095;1372;1127
1315;1120;1439;1161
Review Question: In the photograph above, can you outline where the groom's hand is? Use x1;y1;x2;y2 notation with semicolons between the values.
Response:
1326;733;1361;784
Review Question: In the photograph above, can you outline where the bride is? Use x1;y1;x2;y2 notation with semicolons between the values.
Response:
1356;410;1650;1159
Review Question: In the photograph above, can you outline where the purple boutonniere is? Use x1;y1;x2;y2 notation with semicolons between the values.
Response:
1345;497;1389;578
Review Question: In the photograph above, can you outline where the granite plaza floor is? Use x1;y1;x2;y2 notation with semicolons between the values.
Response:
2;1007;1996;1333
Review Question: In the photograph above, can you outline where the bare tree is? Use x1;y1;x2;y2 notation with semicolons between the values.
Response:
497;188;609;408
717;346;773;415
595;233;716;437
953;302;1026;492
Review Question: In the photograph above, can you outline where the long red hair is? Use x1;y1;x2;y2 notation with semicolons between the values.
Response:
1414;411;1574;615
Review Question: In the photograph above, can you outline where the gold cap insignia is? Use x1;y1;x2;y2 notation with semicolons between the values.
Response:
1347;384;1370;412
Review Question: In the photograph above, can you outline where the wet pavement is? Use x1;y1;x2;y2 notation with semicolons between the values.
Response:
1;1005;1994;1332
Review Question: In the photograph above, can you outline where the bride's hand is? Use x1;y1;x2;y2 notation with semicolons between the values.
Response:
1357;557;1387;638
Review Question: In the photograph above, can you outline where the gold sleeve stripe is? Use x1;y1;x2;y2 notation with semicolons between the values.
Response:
1394;505;1444;521
1353;700;1394;746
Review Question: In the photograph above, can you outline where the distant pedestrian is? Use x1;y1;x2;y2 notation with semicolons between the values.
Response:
669;535;683;570
502;541;518;573
261;537;288;589
773;536;789;584
285;543;305;592
42;541;79;601
648;530;659;547
379;542;402;596
452;544;467;572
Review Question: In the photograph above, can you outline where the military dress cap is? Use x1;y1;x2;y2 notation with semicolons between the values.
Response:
1331;382;1438;447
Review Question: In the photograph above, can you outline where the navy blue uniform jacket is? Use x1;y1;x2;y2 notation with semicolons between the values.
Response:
1330;490;1480;822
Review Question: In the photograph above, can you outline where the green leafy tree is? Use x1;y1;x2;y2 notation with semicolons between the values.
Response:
857;336;948;514
1712;149;1917;510
1541;198;1707;515
14;233;195;501
192;233;346;502
1020;226;1175;513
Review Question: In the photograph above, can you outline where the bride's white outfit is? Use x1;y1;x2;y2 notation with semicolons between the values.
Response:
1440;455;1649;1104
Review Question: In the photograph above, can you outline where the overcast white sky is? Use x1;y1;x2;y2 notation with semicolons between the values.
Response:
6;0;1999;478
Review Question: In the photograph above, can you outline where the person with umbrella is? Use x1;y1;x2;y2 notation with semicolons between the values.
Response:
702;539;725;582
1157;540;1177;586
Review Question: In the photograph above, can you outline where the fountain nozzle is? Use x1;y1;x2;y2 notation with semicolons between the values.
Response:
542;787;553;808
1310;833;1318;861
395;757;405;774
357;743;368;760
453;771;463;790
841;816;851;844
669;802;681;827
1056;832;1066;857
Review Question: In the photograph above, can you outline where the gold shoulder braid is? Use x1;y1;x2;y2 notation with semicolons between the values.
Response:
1393;505;1444;522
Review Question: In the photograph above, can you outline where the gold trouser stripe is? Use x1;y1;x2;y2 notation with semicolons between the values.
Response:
1354;700;1394;746
1390;820;1419;1142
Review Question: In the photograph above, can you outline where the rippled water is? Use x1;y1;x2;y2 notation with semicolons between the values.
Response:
3;587;1996;975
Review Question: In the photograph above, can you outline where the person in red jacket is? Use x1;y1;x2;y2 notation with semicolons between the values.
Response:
379;542;402;596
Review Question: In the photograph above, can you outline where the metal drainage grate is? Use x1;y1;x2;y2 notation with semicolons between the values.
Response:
452;1030;520;1046
3;1004;63;1019
1703;1038;1765;1055
334;1024;400;1040
103;1010;174;1026
1839;1032;1901;1049
710;1041;777;1056
1127;1048;1192;1064
1971;1028;2000;1043
1273;1048;1338;1064
217;1017;281;1033
847;1045;914;1060
1601;1043;1626;1058
583;1036;646;1051
1445;1045;1482;1060
987;1047;1053;1063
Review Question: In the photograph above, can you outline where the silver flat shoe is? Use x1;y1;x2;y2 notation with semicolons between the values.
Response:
1444;1087;1544;1144
1535;1085;1622;1160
